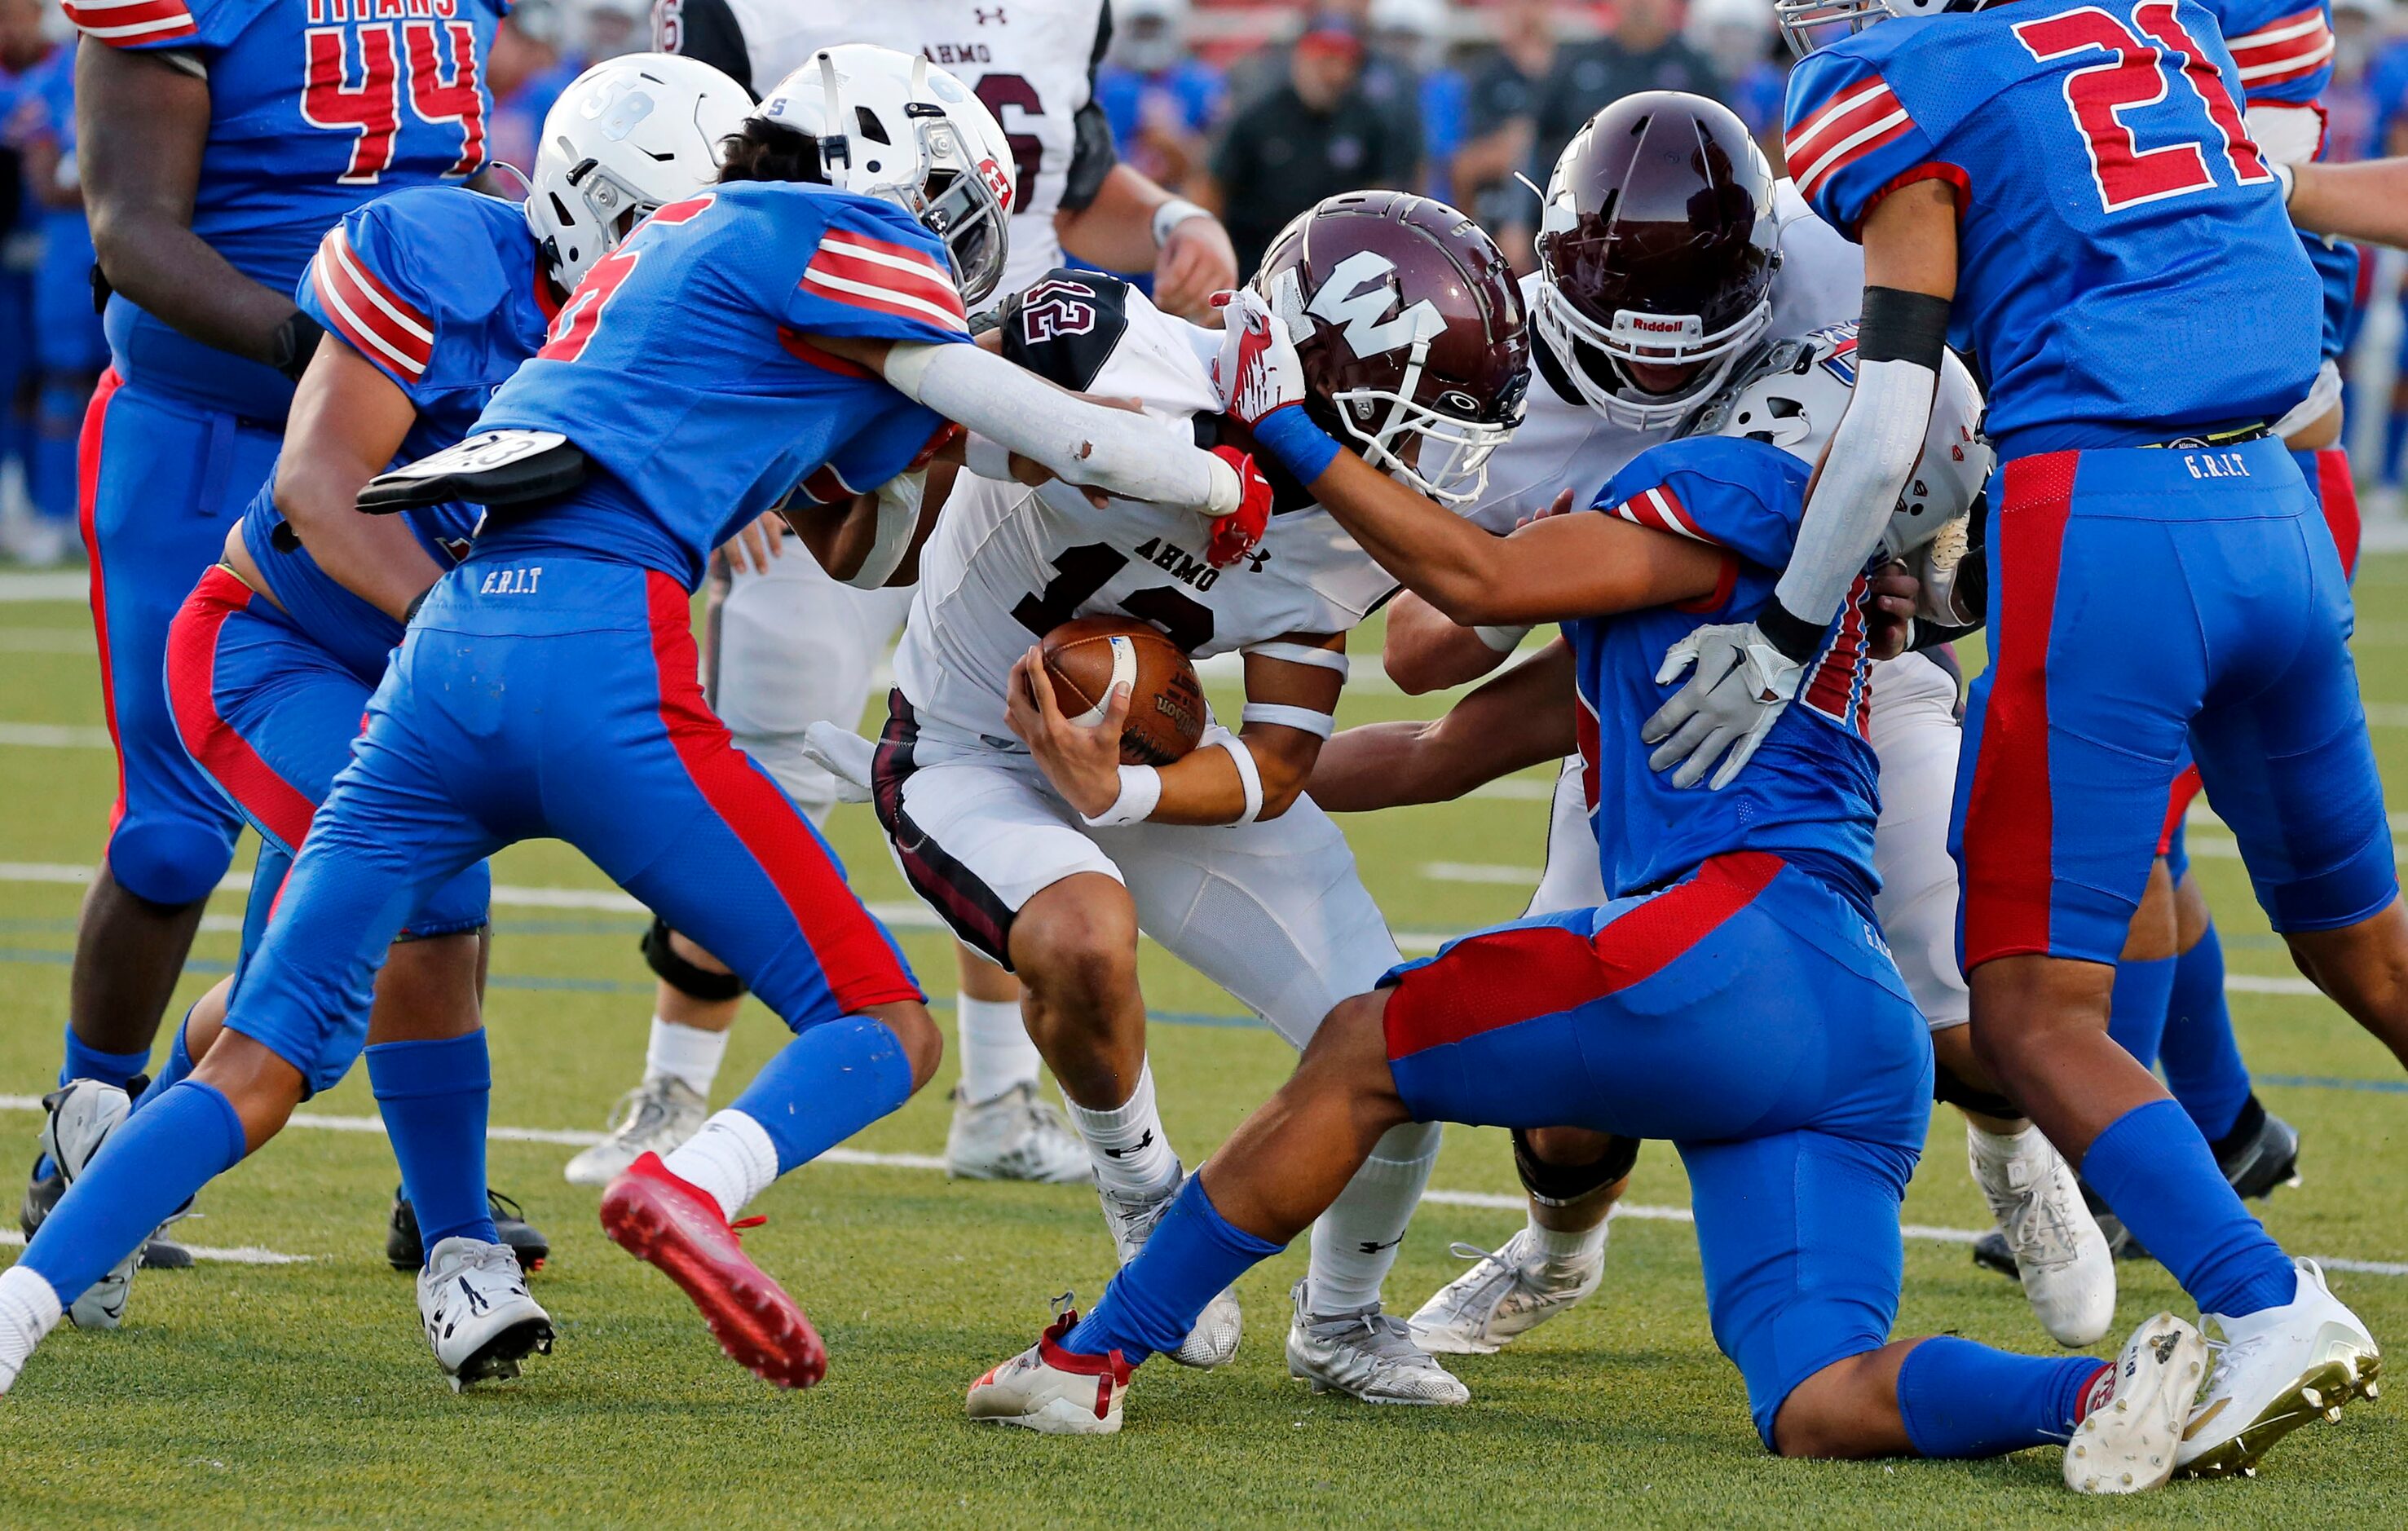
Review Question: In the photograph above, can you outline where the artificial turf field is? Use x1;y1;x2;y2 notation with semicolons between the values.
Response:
0;565;2402;1531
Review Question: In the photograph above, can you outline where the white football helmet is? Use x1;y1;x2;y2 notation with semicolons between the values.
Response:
754;46;1017;307
525;54;753;292
1776;0;1961;59
1696;323;1993;556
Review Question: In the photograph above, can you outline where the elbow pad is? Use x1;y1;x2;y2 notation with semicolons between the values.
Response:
883;342;1240;516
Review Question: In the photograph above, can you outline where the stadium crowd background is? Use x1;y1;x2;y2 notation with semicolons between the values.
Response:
6;0;2408;566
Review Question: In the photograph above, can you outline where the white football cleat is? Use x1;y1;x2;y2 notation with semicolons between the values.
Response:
1408;1228;1605;1356
39;1081;139;1330
565;1075;708;1188
1967;1121;2116;1348
945;1083;1090;1184
417;1236;555;1392
2062;1311;2207;1494
1099;1169;1241;1368
966;1312;1130;1435
1287;1279;1469;1405
2179;1259;2382;1478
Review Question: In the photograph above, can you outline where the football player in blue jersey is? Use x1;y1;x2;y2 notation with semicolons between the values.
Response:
39;55;748;1383
0;45;1268;1401
965;295;2210;1494
36;0;507;1247
1640;0;2398;1477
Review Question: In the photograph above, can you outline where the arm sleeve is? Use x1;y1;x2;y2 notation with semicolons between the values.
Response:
654;0;755;97
1782;52;1955;240
784;203;977;344
63;0;261;51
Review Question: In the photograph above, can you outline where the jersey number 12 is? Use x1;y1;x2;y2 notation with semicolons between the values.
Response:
2014;1;2273;214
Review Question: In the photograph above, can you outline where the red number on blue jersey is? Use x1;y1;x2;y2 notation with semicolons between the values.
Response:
2013;2;2269;213
404;20;488;179
302;26;404;186
538;196;717;364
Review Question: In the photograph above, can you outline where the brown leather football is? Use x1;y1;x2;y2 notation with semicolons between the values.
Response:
1039;615;1207;766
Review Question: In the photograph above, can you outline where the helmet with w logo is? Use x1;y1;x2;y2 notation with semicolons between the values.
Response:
1254;191;1529;505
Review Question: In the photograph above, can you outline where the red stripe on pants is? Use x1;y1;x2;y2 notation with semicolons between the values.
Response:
1961;452;2077;968
1383;851;1784;1059
165;567;318;849
77;368;126;835
643;573;921;1013
2317;447;2360;579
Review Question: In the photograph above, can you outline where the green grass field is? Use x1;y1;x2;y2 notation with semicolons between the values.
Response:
0;565;2402;1529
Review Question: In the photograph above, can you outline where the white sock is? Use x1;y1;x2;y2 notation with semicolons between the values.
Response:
955;994;1041;1105
1305;1120;1443;1314
0;1265;63;1390
1064;1062;1180;1198
1528;1214;1608;1264
644;1016;731;1099
661;1109;780;1221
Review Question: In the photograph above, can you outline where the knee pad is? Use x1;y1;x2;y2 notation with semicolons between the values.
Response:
107;822;238;907
1513;1127;1641;1208
1932;1056;2023;1120
641;916;748;1003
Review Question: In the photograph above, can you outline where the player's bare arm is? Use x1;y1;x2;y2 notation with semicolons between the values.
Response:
77;44;315;373
1312;639;1577;814
1057;162;1237;319
1007;632;1346;825
1379;488;1577;692
2282;157;2408;250
258;342;445;621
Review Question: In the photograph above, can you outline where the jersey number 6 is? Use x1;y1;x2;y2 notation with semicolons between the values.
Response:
2013;1;2273;214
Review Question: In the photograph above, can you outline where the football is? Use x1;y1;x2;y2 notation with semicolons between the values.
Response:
1039;615;1207;767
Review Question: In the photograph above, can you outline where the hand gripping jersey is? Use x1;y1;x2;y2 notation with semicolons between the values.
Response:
235;185;553;682
1465;179;1863;535
1784;2;2321;456
474;180;969;590
66;0;504;418
655;0;1116;299
1569;435;1881;912
893;270;1396;745
2197;0;2357;360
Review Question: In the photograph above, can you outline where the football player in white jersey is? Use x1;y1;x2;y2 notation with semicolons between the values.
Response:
801;192;1528;1403
1352;95;2115;1355
560;0;1247;1188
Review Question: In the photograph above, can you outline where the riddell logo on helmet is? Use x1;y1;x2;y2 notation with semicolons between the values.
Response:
1613;311;1703;341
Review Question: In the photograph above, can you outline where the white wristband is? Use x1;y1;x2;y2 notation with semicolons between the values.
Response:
1151;197;1211;249
1240;701;1334;739
1211;727;1266;823
1474;623;1533;653
1081;764;1162;828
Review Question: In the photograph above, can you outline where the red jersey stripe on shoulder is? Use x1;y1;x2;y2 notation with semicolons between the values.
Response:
311;227;434;382
2229;7;2334;88
797;462;860;505
63;0;197;44
1610;485;1716;544
801;233;968;332
1786;77;1913;203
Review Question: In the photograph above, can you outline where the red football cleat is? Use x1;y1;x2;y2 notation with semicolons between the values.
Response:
600;1151;827;1390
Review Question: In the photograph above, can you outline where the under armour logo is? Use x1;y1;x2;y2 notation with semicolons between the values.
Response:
1103;1130;1153;1158
1244;548;1272;574
976;6;1006;22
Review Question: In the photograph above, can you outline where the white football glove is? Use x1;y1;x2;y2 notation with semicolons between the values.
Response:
1642;623;1804;791
1210;286;1309;429
799;721;876;805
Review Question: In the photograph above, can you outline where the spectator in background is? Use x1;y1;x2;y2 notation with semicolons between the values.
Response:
1455;0;1555;271
1687;0;1786;163
1369;0;1466;202
1531;0;1725;189
488;1;588;174
1097;0;1224;196
3;6;99;565
1203;12;1414;273
580;0;646;63
0;0;47;555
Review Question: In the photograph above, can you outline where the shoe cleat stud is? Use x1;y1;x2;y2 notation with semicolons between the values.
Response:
2303;1386;2322;1408
2326;1406;2344;1423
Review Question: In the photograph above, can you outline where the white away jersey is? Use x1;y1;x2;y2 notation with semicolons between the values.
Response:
655;0;1113;299
895;271;1396;744
1466;179;1863;534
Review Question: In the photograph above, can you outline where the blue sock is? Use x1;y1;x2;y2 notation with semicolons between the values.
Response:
20;1081;246;1304
367;1033;496;1255
2104;953;2177;1070
2082;1099;2296;1317
60;1025;150;1091
2159;926;2252;1143
1065;1177;1281;1366
122;1008;200;1127
1896;1336;2108;1457
730;1017;915;1172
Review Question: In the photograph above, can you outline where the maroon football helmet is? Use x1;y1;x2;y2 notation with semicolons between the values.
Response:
1533;92;1778;428
1254;191;1529;505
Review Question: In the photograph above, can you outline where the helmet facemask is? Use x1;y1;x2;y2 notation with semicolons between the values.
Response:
1533;237;1772;430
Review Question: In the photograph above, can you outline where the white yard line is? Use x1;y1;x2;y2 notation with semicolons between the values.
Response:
0;1228;309;1266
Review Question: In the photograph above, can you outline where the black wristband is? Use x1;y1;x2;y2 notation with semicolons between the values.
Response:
1757;598;1828;666
270;311;326;382
404;585;432;624
1859;286;1952;369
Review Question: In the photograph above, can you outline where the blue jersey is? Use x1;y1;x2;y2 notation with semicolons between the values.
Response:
238;186;543;681
1567;435;1882;913
475;181;969;590
1784;2;2321;457
65;0;504;418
